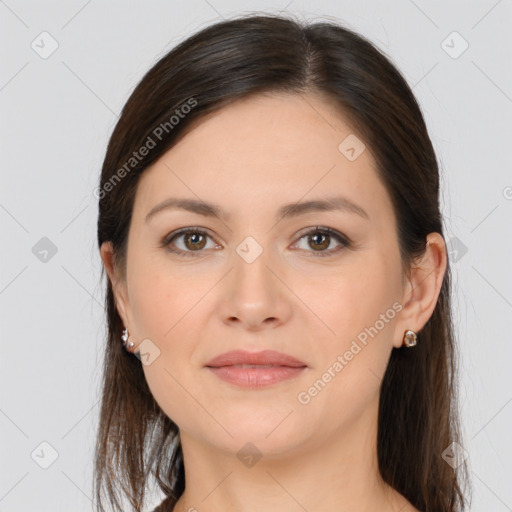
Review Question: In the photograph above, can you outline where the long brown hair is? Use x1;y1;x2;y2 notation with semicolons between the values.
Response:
94;13;471;512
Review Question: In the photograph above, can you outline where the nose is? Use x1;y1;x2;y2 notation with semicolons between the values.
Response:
218;243;293;332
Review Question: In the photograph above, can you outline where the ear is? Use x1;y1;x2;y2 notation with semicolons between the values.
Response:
100;241;131;329
393;232;447;348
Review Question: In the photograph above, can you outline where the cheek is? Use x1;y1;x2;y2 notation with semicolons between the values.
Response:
131;267;203;424
313;258;395;339
301;253;399;404
129;263;207;376
295;265;396;427
130;279;172;338
129;261;201;339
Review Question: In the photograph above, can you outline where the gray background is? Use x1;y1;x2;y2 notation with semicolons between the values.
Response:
1;1;511;511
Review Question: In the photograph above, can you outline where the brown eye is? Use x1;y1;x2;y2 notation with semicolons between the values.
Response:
294;227;350;257
307;232;330;251
163;228;217;257
183;232;207;251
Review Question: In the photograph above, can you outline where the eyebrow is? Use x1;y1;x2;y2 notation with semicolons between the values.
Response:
145;195;370;224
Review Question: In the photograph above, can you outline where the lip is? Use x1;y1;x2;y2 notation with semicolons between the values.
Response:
205;349;307;368
205;350;307;388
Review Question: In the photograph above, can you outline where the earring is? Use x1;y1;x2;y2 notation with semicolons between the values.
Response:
121;327;135;350
403;329;417;348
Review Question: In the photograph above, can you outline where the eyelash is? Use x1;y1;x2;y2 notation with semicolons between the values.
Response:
161;226;351;259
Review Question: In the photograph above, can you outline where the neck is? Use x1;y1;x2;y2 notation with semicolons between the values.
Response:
171;398;414;512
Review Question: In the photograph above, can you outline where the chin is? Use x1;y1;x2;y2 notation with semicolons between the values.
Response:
210;410;315;455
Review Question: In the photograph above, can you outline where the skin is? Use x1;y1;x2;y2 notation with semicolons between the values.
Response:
101;91;446;512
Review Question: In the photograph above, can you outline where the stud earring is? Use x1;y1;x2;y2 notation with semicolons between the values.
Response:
121;327;135;350
403;329;417;348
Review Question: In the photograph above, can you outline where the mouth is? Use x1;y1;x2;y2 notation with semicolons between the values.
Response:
205;349;307;368
206;365;307;388
205;350;307;388
221;364;285;368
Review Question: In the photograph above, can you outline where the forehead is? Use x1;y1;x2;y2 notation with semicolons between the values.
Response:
133;92;393;225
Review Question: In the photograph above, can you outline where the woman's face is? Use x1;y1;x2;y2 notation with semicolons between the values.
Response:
105;92;414;456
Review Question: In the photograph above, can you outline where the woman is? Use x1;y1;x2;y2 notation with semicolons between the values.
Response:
94;13;471;512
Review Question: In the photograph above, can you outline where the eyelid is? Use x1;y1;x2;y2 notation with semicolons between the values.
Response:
162;225;351;257
292;226;351;257
162;226;221;257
